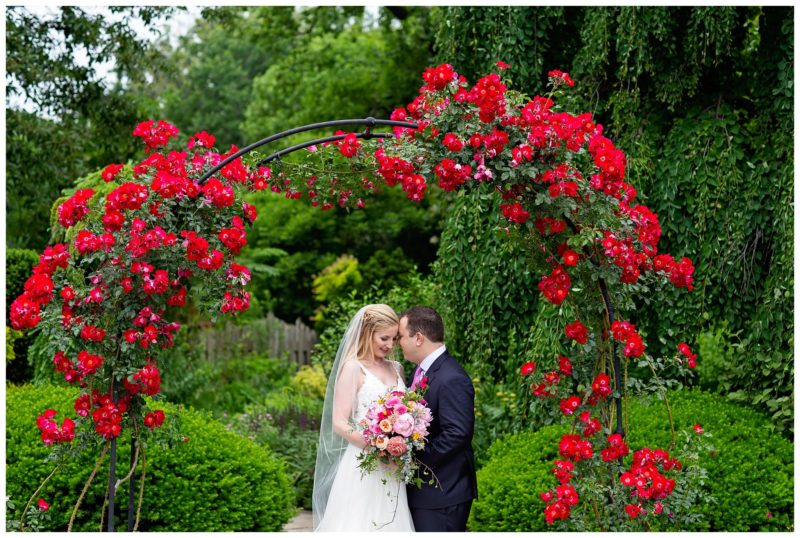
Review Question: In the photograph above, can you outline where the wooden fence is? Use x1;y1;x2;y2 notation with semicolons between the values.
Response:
200;312;317;366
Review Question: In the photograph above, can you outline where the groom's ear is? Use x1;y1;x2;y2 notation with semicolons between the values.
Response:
414;331;425;346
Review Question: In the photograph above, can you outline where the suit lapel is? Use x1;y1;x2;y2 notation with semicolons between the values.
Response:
425;352;449;387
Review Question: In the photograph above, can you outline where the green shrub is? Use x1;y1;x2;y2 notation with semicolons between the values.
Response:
6;384;295;531
5;248;41;382
470;390;793;531
6;327;21;363
182;354;296;416
230;389;323;510
469;425;565;531
627;390;793;531
6;248;40;305
289;364;327;401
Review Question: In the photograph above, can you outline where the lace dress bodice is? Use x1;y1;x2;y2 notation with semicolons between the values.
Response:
353;361;405;423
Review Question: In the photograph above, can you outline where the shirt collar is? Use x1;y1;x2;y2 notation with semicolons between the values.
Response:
419;345;446;373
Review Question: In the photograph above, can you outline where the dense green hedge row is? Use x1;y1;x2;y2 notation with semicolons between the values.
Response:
6;384;295;531
469;390;793;531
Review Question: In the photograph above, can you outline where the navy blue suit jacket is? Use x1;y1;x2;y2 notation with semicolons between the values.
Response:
406;351;478;510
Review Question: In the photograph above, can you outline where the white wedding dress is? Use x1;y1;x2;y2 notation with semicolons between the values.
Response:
316;362;416;532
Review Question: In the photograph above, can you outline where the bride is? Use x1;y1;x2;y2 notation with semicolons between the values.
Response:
312;304;415;532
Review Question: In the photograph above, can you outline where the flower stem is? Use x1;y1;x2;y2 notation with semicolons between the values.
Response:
645;359;676;449
98;478;109;531
19;463;62;532
113;435;139;492
134;445;147;531
69;442;109;532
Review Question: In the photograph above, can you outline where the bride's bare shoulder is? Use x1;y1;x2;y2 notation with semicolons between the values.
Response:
339;358;365;376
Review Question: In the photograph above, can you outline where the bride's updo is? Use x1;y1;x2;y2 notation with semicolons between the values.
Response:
356;304;399;360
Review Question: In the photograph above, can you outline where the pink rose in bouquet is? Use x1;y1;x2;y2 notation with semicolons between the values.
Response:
386;435;409;456
393;413;415;437
357;377;433;485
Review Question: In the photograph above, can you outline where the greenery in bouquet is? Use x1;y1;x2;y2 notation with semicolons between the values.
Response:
356;378;435;487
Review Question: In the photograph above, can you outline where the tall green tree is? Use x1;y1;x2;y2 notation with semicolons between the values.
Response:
155;8;293;148
6;6;176;250
241;7;433;142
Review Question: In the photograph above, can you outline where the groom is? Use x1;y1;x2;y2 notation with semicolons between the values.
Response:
397;306;478;532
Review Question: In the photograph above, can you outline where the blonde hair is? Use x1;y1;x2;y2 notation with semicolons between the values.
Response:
356;304;399;360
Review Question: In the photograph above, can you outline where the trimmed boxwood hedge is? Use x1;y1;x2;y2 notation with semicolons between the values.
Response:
469;389;793;531
6;384;296;531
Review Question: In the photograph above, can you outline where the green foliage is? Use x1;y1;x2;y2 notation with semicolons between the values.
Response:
230;388;324;510
157;9;279;148
433;6;793;431
241;8;433;144
5;248;40;307
243;31;390;140
5;248;41;382
6;7;173;250
469;390;793;531
470;300;576;464
433;6;574;96
184;354;297;417
359;247;418;291
6;327;21;363
243;187;443;324
154;322;218;407
695;322;741;393
289;364;328;400
468;424;563;531
432;185;541;385
311;271;438;375
6;384;295;531
312;254;363;304
628;391;793;531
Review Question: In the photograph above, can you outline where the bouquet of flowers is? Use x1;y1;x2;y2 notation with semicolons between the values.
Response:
357;377;434;486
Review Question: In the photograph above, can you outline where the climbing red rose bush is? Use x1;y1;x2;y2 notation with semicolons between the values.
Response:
11;61;708;530
11;120;259;453
258;63;706;530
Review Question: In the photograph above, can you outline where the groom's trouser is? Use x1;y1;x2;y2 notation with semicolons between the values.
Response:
411;500;473;532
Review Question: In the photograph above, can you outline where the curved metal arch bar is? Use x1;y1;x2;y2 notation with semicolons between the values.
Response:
598;278;625;438
199;118;419;183
257;131;394;166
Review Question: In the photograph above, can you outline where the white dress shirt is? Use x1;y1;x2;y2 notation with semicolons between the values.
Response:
417;344;447;375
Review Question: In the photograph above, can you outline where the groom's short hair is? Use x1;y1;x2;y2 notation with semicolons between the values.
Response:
401;306;444;343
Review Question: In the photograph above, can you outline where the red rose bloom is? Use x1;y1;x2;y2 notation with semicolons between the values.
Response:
102;163;125;182
565;320;588;344
520;361;536;376
562;250;580;266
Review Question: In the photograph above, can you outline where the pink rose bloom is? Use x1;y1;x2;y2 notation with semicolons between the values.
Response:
394;404;408;415
386;435;408;456
417;407;432;423
413;420;429;437
385;397;401;408
393;413;415;437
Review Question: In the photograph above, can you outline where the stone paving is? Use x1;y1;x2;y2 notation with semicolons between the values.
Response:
283;510;313;532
